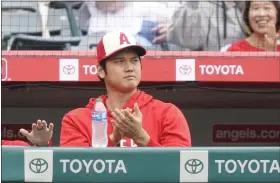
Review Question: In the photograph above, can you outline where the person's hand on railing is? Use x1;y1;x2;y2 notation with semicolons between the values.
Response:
19;119;54;146
152;23;169;44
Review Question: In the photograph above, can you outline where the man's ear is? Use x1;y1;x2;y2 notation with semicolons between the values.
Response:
97;65;105;79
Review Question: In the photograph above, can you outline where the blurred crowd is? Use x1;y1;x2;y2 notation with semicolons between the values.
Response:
2;1;280;52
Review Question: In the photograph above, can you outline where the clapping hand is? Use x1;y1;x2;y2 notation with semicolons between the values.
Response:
20;119;54;146
264;22;280;51
111;103;150;146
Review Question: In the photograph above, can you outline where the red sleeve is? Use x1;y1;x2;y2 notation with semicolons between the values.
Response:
108;137;115;147
226;40;265;52
2;140;30;146
226;43;242;51
147;104;192;147
277;45;280;51
60;113;91;147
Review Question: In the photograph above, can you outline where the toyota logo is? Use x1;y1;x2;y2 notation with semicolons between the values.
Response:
63;65;75;75
185;159;203;174
179;65;192;75
29;158;48;173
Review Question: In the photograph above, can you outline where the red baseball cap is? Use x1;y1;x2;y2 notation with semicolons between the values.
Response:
96;31;147;64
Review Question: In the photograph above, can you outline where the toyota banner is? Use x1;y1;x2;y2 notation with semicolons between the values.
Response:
2;147;279;182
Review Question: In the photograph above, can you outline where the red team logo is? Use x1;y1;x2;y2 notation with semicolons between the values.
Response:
119;32;130;45
2;58;8;81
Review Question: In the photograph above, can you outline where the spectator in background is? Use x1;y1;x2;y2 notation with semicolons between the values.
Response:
2;120;54;146
227;1;280;52
77;1;180;48
154;1;247;51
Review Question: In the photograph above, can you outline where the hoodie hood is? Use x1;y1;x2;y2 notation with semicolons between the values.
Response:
86;90;153;113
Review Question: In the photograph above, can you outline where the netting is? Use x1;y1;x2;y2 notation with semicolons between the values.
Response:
2;1;279;54
1;3;280;183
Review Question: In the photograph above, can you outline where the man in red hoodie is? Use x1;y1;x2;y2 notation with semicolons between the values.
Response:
60;31;191;147
2;119;54;146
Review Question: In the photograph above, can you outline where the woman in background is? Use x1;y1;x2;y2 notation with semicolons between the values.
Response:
227;1;280;52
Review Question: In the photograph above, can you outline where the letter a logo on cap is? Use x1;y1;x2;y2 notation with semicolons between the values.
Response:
120;32;130;45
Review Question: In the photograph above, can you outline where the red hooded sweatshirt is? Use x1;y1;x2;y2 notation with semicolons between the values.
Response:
2;140;29;146
60;90;191;147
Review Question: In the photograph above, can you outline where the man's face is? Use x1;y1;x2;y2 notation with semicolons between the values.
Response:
98;49;141;93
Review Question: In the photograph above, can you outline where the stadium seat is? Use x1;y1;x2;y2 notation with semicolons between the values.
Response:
2;6;43;37
70;32;104;50
7;34;81;50
2;2;64;37
2;1;77;50
49;1;84;37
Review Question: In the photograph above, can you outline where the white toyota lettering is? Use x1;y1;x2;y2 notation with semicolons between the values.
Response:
70;159;82;173
199;65;244;75
83;65;98;75
60;159;127;174
215;159;280;174
225;160;237;173
248;160;260;173
260;160;270;173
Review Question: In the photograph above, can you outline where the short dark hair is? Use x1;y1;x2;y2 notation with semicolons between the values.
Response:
243;1;280;33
